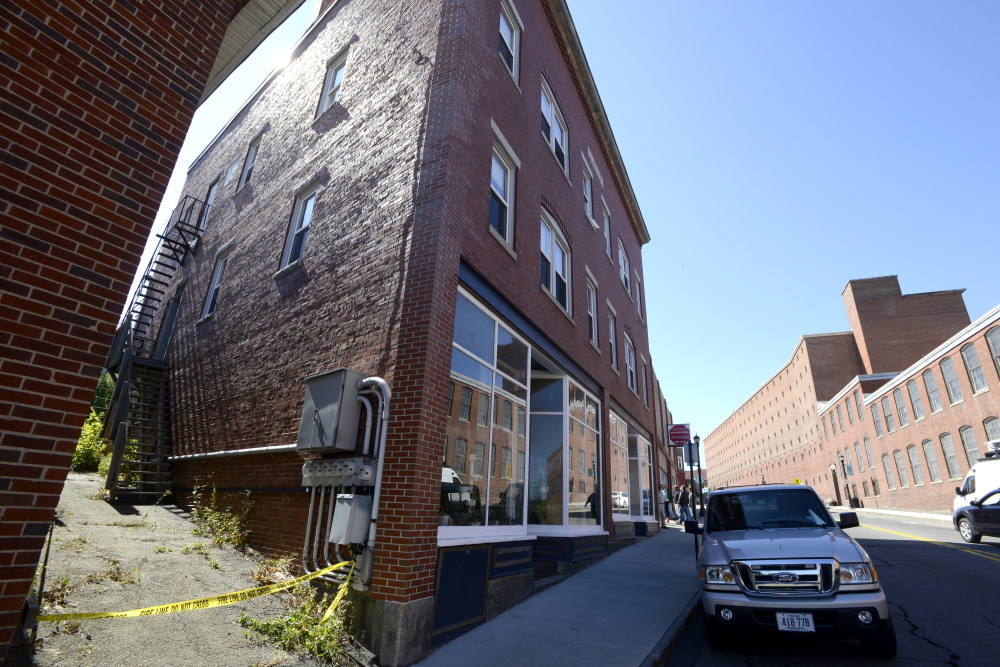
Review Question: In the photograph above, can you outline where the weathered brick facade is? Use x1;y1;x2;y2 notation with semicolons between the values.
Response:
151;0;659;663
0;0;234;656
706;276;1000;514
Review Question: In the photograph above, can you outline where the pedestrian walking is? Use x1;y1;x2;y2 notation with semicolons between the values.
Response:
678;485;692;523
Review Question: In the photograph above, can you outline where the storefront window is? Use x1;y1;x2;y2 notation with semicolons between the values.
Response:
611;409;654;521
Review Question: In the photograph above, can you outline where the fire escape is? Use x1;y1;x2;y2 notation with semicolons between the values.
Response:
102;196;208;501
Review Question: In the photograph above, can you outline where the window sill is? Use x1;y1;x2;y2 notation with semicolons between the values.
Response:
274;259;302;281
586;212;597;230
489;226;517;260
196;313;213;327
972;387;990;397
949;400;965;407
589;339;600;354
541;287;574;325
313;103;340;127
437;532;535;547
611;366;620;377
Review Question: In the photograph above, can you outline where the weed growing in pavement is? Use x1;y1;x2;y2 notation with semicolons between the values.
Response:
89;488;109;501
153;546;170;553
58;536;87;552
190;486;251;549
208;558;223;571
181;542;210;557
253;557;294;585
83;557;140;586
41;577;75;609
239;585;353;665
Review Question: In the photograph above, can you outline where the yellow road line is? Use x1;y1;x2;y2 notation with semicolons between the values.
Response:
860;524;1000;564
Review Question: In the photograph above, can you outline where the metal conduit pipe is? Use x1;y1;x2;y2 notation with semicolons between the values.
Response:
356;395;374;456
359;388;383;458
302;486;317;574
311;485;326;572
356;376;390;584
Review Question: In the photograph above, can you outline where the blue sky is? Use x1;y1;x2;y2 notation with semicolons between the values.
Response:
145;0;1000;449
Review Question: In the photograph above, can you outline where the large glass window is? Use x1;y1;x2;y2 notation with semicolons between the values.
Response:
881;396;896;433
959;426;980;467
498;0;521;82
871;404;884;438
882;454;896;490
624;334;637;392
836;405;845;432
854;390;864;420
941;357;963;404
864;437;875;468
940;433;961;479
317;51;348;117
540;212;570;311
608;410;654;521
281;188;317;268
846;398;855;425
923;369;943;412
906;445;925;485
893;450;910;487
586;281;598;346
907;380;925;420
921;440;942;483
987;327;1000;379
843;448;854;476
490;146;515;245
893;388;909;427
986;417;1000;441
961;343;988;393
540;79;567;170
854;441;865;472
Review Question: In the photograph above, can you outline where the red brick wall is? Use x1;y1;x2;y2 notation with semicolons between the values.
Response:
0;0;232;656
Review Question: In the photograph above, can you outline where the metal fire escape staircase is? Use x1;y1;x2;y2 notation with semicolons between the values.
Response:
102;196;208;501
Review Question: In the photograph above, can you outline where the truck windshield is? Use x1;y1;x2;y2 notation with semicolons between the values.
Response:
706;489;834;531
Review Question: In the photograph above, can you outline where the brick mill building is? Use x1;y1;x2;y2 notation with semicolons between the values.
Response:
705;276;1000;512
76;0;676;663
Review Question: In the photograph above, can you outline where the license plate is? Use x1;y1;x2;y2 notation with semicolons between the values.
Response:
776;612;815;632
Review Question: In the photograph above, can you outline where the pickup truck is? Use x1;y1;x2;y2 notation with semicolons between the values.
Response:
686;484;896;657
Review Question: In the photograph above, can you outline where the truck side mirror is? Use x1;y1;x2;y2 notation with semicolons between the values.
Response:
837;512;859;529
684;520;700;534
955;486;962;496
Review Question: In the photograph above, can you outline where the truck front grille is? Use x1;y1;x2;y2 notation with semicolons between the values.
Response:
732;560;835;595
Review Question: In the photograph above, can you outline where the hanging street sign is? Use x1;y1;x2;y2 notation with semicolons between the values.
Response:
668;424;690;447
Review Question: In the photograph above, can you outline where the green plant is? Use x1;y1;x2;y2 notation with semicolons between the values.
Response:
181;542;210;557
208;558;223;571
71;409;109;473
154;546;167;553
239;585;352;665
190;486;252;549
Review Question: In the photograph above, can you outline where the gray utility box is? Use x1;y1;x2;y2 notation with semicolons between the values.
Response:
329;494;372;545
297;368;365;453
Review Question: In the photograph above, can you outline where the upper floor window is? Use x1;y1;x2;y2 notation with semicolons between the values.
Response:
624;334;637;392
984;416;1000;441
201;250;230;319
854;441;865;471
822;416;829;440
618;240;630;292
459;387;473;422
603;207;611;258
836;405;845;431
318;51;348;117
864;437;875;468
582;163;594;222
921;440;942;483
959;425;980;467
940;357;963;404
893;388;909;427
198;177;220;231
882;454;896;490
642;360;648;407
906;445;925;486
854;389;864;420
540;211;569;311
893;450;910;487
635;275;643;319
586;280;598;346
238;137;262;189
540;79;567;171
498;0;522;83
961;343;988;393
608;310;618;370
846;396;855;425
907;379;925;420
923;369;943;412
939;433;961;479
880;396;895;433
490;147;515;245
987;327;1000;379
280;187;317;268
871;403;884;438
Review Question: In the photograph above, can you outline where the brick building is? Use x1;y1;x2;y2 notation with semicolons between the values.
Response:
93;1;665;663
705;276;1000;513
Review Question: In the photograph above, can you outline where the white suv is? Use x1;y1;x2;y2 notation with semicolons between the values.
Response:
686;484;896;657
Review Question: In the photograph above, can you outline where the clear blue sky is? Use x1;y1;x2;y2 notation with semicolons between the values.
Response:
145;0;1000;450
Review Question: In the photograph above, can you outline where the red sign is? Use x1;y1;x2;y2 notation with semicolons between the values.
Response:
668;424;690;447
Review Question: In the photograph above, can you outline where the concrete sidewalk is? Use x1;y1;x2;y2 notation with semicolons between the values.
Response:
415;528;701;667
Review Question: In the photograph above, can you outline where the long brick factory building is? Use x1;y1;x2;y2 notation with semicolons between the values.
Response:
704;276;1000;511
2;1;685;663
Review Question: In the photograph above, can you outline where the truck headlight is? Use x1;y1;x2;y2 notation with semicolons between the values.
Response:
839;562;876;584
702;565;736;585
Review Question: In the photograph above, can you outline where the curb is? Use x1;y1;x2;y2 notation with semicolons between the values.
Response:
640;590;701;667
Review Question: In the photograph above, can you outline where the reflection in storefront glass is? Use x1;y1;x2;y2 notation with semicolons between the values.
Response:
528;413;563;525
488;380;526;526
454;294;495;364
496;325;528;385
569;382;600;525
610;413;629;516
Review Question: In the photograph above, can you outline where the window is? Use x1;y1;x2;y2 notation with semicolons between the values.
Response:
578;448;585;475
448;382;455;416
280;188;317;268
881;396;895;433
517;451;525;482
871;404;884;437
882;454;896;490
854;441;865;472
198;177;220;230
822;416;829;440
862;481;870;497
940;357;963;404
872;478;881;496
642;361;648;407
582;164;594;221
459;387;472;422
988;327;1000;379
618;240;630;292
454;438;467;474
517;406;525;437
843;448;854;475
923;369;943;412
503;401;512;431
831;411;837;435
608;311;618;370
540;212;569;310
635;275;642;319
893;450;910;487
540;79;567;170
961;343;988;393
201;252;229;319
959;426;980;467
846;397;855;425
586;280;598;346
907;380;925;420
864;437;875;468
986;417;1000;441
836;405;845;431
502;446;513;479
490;442;497;477
603;207;611;258
921;440;942;483
498;0;521;82
854;389;864;420
238;137;261;189
317;51;347;116
940;433;961;479
893;388;909;427
472;442;485;476
477;394;489;427
624;334;637;392
490;146;515;245
906;445;925;485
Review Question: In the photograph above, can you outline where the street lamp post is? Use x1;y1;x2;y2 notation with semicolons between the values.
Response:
693;434;704;518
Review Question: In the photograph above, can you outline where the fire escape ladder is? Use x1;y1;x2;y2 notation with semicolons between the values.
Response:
102;195;207;501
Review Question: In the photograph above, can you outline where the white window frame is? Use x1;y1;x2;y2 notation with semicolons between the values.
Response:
602;205;612;260
624;333;637;393
641;358;648;407
618;239;631;295
317;49;348;117
489;125;519;248
940;357;964;404
634;272;643;320
498;0;523;85
608;304;618;371
961;343;988;394
582;161;595;224
198;176;221;231
238;136;262;190
586;278;598;347
540;78;568;173
540;210;570;313
201;248;231;319
280;185;318;269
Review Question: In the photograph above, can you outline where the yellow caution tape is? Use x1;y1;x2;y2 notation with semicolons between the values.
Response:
322;560;355;623
37;560;353;622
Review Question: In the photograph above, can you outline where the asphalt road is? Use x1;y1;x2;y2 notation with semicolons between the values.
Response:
666;511;1000;667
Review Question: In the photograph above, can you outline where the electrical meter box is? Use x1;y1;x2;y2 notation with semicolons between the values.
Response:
297;368;365;453
329;494;372;545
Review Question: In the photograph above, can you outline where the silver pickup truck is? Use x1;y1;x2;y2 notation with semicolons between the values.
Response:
685;484;896;657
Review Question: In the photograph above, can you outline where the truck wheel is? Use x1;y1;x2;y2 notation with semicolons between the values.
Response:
860;615;898;658
958;517;981;543
703;609;727;651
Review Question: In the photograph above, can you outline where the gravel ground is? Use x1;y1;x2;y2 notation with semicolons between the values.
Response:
5;473;322;667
